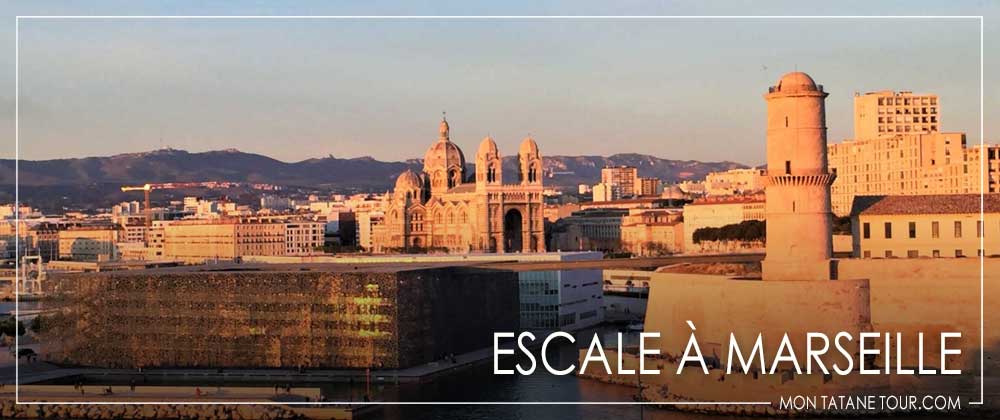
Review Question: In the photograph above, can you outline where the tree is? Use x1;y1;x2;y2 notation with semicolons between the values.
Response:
30;315;42;333
0;317;25;337
693;220;766;244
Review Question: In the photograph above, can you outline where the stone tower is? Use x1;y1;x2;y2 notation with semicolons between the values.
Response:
761;72;836;281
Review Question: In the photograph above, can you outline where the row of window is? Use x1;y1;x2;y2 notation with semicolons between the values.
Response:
862;220;983;239
877;125;937;133
862;249;981;258
878;115;937;124
876;97;937;106
875;106;937;114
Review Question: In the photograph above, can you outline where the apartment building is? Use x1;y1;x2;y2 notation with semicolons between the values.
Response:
601;166;639;198
284;221;326;255
853;90;939;139
58;226;122;261
704;168;765;196
828;89;999;216
638;177;663;197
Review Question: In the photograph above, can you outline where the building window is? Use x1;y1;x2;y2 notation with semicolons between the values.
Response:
908;222;916;238
932;250;941;258
931;221;939;238
977;220;983;238
885;250;893;258
863;250;871;258
884;222;892;239
863;222;870;239
955;249;964;257
907;250;918;258
785;161;791;175
954;221;962;238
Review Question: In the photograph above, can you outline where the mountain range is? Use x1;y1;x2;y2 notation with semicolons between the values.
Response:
2;148;747;188
0;148;747;210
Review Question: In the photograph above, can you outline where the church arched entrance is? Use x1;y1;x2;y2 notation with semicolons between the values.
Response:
503;209;523;253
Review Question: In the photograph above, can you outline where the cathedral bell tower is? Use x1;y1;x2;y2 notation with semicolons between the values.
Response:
476;136;502;191
518;136;542;186
761;72;836;281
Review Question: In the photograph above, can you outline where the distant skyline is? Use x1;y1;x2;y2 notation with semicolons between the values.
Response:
2;2;996;167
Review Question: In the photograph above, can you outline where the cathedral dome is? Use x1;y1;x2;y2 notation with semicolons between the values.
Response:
477;136;499;158
423;116;467;175
518;136;539;156
774;72;818;93
423;140;466;172
395;169;422;191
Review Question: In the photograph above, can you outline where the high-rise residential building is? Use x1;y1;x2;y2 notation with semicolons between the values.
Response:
828;89;997;216
853;90;939;139
601;166;639;197
638;177;663;197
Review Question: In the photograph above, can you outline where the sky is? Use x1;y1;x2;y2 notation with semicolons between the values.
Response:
1;1;997;167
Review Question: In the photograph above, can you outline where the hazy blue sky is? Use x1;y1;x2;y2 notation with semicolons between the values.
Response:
2;1;997;166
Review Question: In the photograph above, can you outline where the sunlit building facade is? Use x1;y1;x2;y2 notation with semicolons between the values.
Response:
828;90;999;216
42;264;519;369
373;117;545;253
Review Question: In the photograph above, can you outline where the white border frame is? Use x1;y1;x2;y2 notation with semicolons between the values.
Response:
12;14;985;407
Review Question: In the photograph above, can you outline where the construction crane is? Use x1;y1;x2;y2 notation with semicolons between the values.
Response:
120;181;246;228
120;183;154;228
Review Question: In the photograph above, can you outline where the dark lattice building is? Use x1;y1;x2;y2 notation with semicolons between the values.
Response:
41;263;518;369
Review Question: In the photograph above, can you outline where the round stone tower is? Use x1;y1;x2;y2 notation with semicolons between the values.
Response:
761;72;836;281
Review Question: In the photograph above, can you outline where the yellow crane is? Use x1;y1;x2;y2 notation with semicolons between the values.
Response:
120;183;153;228
120;181;242;228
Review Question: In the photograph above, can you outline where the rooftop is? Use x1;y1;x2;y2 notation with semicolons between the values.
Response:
851;194;1000;216
56;261;489;276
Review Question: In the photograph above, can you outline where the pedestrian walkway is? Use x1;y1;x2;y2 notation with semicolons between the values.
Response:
0;345;496;386
13;385;321;402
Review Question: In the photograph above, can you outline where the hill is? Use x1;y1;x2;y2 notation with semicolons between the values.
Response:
0;148;747;210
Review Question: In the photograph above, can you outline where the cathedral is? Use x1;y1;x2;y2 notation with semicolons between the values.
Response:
372;116;546;254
